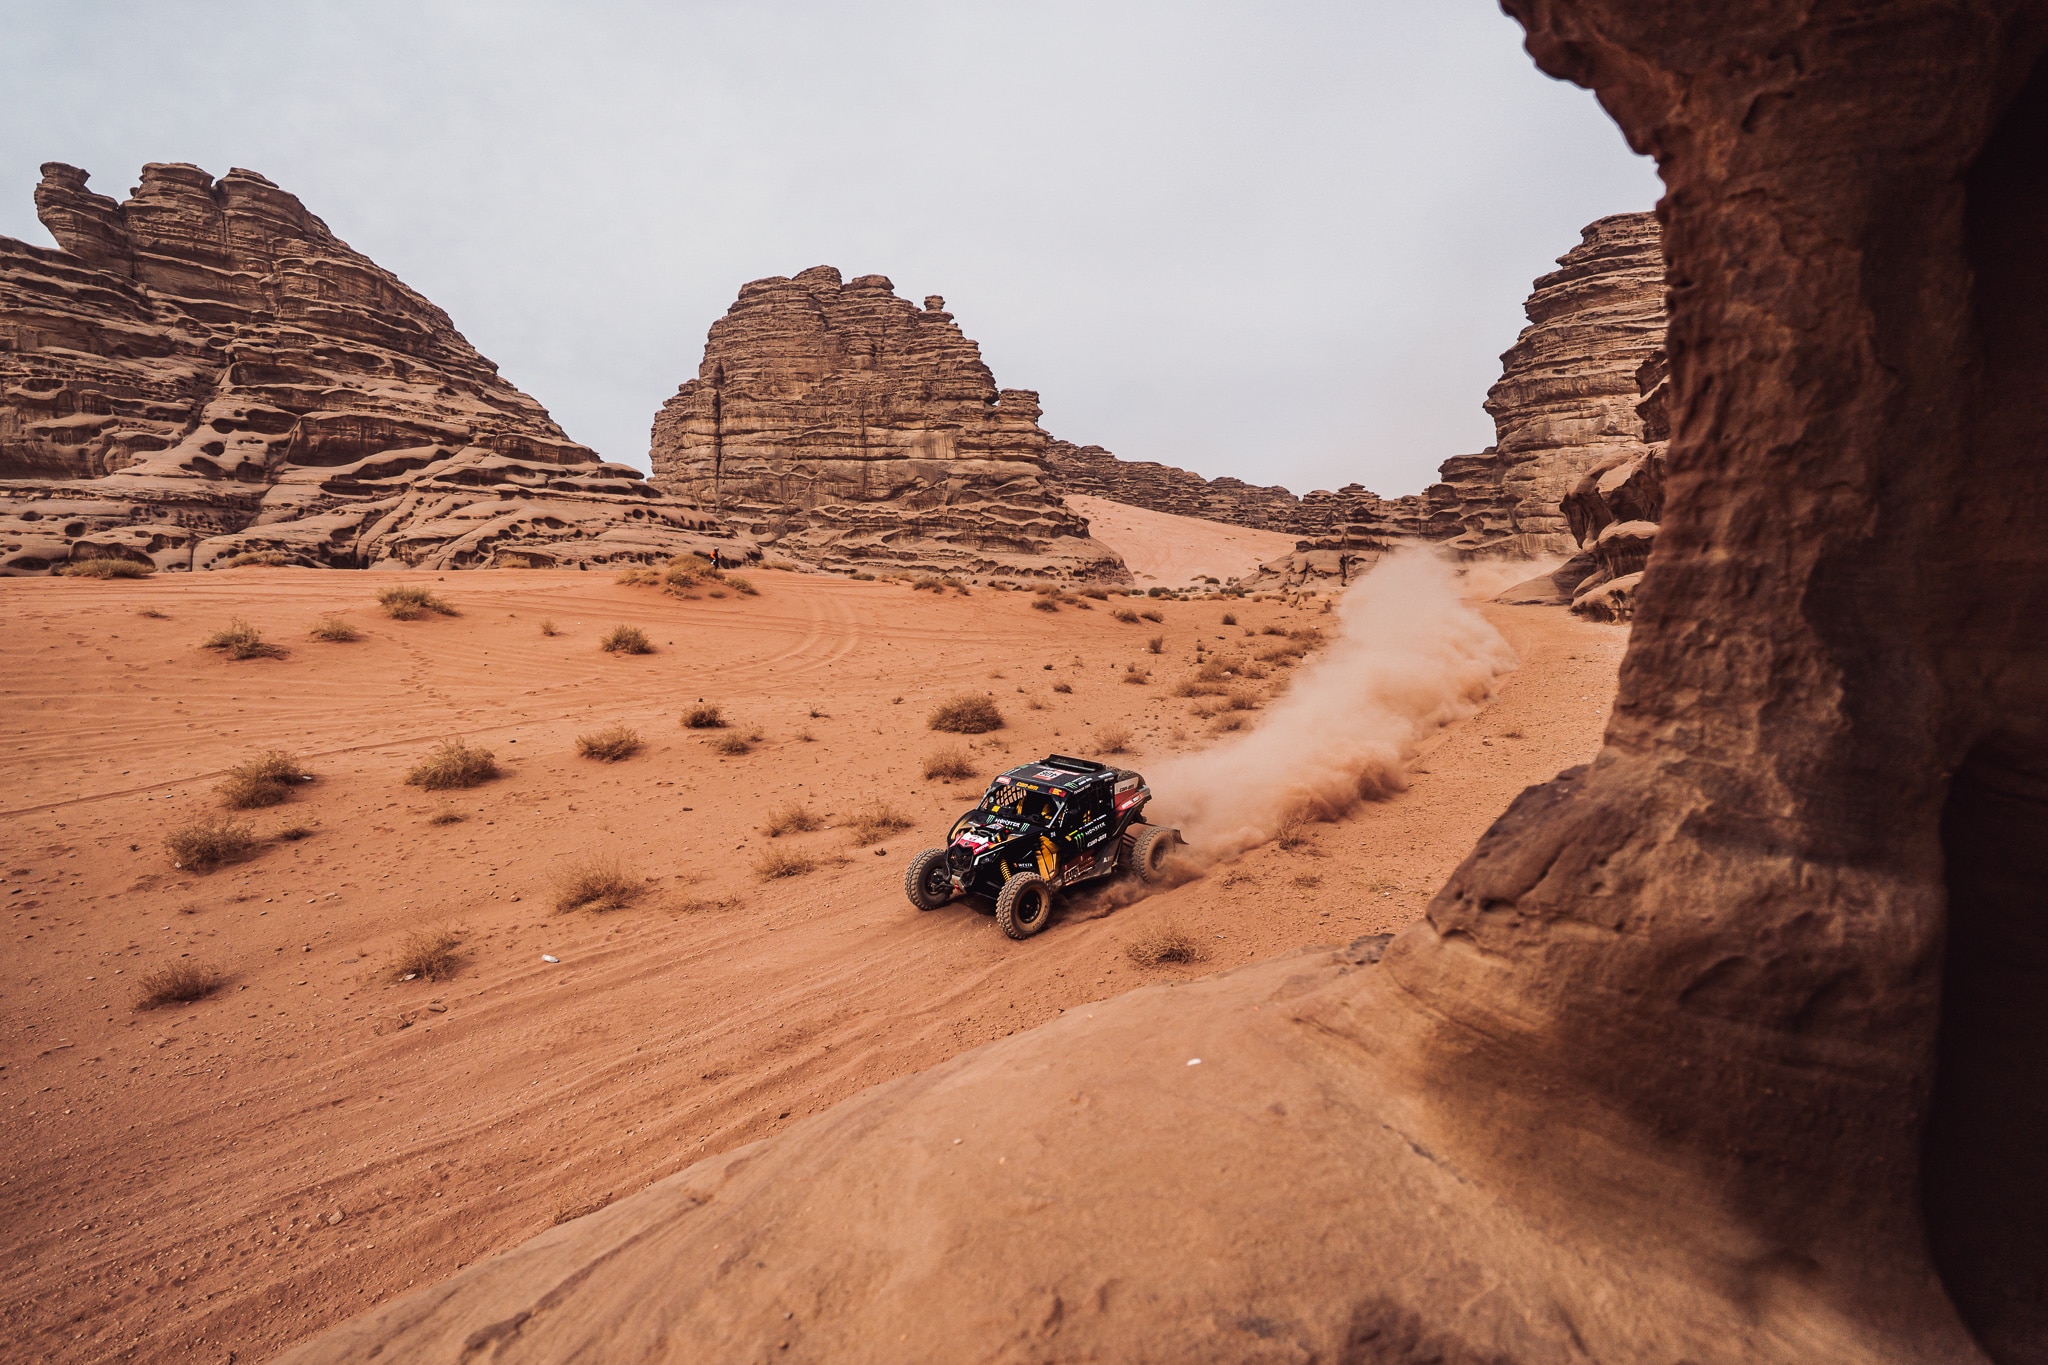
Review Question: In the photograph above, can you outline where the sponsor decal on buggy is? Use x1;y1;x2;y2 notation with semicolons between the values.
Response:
1114;788;1145;813
1060;852;1095;886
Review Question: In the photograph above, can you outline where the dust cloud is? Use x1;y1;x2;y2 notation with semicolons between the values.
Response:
1147;548;1518;859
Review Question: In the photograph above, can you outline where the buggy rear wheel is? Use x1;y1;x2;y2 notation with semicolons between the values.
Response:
904;848;954;910
995;872;1054;939
1128;824;1180;884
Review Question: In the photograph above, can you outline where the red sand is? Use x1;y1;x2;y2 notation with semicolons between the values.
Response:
0;567;1624;1363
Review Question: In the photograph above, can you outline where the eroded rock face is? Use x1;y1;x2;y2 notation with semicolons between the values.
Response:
0;163;747;572
648;270;1123;579
283;4;2048;1361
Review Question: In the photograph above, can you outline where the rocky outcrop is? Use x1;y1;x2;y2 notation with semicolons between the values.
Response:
648;271;1123;579
286;3;2048;1361
0;163;747;573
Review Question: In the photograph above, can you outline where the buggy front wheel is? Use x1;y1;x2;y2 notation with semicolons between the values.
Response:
995;872;1054;939
904;848;954;910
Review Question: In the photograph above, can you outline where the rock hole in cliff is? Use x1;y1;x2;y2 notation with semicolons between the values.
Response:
1920;53;2048;1365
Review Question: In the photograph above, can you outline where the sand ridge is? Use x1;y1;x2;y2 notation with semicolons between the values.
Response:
0;567;1624;1363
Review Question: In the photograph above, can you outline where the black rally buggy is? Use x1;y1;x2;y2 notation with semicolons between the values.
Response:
902;754;1183;939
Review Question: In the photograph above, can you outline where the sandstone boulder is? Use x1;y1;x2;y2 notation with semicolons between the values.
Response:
0;163;748;573
648;268;1123;580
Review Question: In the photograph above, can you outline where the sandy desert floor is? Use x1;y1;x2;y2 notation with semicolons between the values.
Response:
1061;495;1301;587
0;564;1626;1363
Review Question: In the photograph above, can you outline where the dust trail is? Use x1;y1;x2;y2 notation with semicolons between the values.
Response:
1146;547;1518;860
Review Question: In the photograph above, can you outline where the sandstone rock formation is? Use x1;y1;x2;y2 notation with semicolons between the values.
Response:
286;4;2048;1360
648;271;1123;579
0;163;746;573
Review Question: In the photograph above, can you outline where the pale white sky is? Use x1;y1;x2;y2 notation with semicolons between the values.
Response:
0;1;1658;496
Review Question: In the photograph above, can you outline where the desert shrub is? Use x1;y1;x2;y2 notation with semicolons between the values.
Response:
1261;625;1287;637
217;750;311;809
221;550;293;569
1080;587;1109;600
1098;725;1133;754
1276;816;1315;850
276;823;315;841
135;960;226;1008
1226;687;1260;711
1220;612;1237;626
1174;677;1229;698
379;585;457;620
912;576;945;592
391;925;462;980
615;566;662;587
60;555;153;579
1051;681;1073;694
851;571;877;581
923;746;976;781
754;847;817;880
601;625;654;654
1139;608;1164;623
539;618;561;636
554;856;644;913
138;608;169;619
1112;608;1139;624
1122;665;1150;685
1146;587;1171;598
202;618;289;660
427;808;466;826
764;803;821;837
576;723;643;762
406;740;499;790
682;703;725;729
1031;596;1059;612
846;800;912;846
725;575;757;595
308;615;360;642
1125;924;1205;967
930;694;1004;734
1211;713;1248;732
166;817;257;871
1146;635;1165;654
714;731;756;755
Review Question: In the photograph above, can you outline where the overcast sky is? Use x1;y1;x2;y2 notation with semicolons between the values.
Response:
0;1;1658;497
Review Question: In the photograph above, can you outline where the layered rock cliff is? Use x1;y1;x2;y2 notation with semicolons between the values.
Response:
648;270;1123;579
0;162;746;572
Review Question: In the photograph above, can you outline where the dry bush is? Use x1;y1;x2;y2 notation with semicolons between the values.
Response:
1121;665;1150;685
764;803;821;837
851;571;877;581
601;624;654;654
221;550;293;568
1146;635;1165;654
217;750;311;809
391;925;462;980
924;746;976;781
427;808;466;826
1260;625;1287;636
138;608;169;619
673;893;745;915
682;703;725;729
846;800;913;846
202;618;289;660
615;565;662;587
406;740;500;790
1098;725;1133;754
555;856;645;913
930;694;1005;734
714;731;755;755
135;960;226;1008
1220;612;1237;626
58;555;152;579
1226;687;1261;711
165;817;256;871
1292;872;1324;888
576;723;643;762
1031;596;1059;612
912;576;945;592
1276;816;1316;850
1112;608;1140;624
1125;924;1206;967
1174;675;1230;697
308;615;360;642
1211;713;1248;733
1500;728;1525;739
1051;681;1073;694
379;585;457;620
1189;700;1220;719
754;846;817;880
1080;587;1110;600
1139;608;1164;623
276;823;315;841
725;575;758;596
539;618;561;637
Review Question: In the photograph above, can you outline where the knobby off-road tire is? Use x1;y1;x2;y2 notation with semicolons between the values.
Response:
995;872;1054;939
1128;824;1180;884
904;848;954;910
